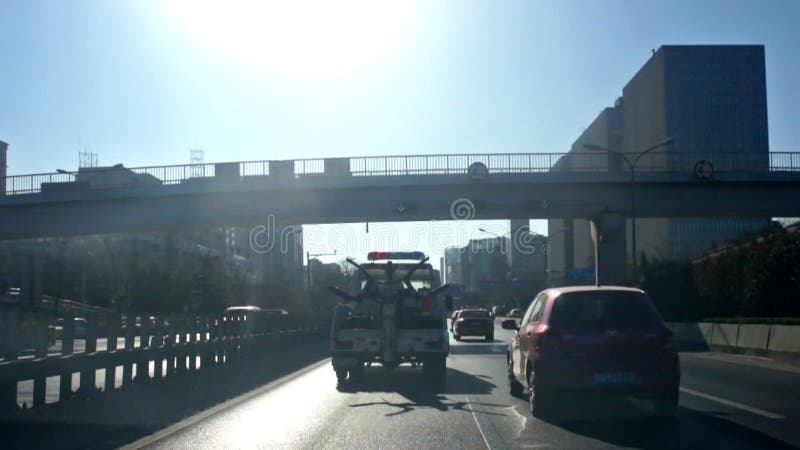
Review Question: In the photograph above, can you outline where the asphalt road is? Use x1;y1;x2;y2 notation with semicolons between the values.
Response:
130;322;800;450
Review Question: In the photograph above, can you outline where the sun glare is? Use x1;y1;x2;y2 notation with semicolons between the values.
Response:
165;0;416;78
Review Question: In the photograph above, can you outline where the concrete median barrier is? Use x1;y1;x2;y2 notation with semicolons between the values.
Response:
767;325;800;353
669;322;711;351
698;322;714;343
735;324;771;354
711;323;739;347
667;321;800;365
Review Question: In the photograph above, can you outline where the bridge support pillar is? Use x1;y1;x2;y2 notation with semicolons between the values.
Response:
591;213;628;286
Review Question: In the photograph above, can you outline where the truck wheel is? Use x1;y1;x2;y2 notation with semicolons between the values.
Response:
349;364;365;383
423;357;447;386
335;368;347;386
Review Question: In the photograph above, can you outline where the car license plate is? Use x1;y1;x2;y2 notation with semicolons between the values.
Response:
591;372;639;385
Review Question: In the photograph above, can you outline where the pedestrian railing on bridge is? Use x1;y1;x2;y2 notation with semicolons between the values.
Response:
2;151;800;196
0;308;328;415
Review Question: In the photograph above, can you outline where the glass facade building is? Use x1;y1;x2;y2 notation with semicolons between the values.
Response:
549;45;771;277
632;46;770;262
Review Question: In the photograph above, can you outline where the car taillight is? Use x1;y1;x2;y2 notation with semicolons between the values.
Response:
659;329;675;349
535;325;562;352
332;338;353;350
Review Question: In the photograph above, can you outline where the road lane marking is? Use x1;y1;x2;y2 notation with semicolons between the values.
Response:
122;358;332;449
679;387;785;419
466;396;493;450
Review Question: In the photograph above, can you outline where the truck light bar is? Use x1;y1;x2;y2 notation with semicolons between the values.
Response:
367;251;426;261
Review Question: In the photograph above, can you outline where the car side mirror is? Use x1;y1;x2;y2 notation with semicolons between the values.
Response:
444;295;454;310
501;319;518;330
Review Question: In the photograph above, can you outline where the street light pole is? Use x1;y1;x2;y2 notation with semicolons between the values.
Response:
306;251;337;292
583;138;673;278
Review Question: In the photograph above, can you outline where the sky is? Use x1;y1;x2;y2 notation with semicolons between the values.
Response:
1;0;799;265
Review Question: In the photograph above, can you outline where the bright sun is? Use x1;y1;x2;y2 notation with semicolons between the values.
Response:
165;0;416;78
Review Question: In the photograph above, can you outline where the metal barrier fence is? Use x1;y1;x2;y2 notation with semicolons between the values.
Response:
0;309;328;413
3;151;800;196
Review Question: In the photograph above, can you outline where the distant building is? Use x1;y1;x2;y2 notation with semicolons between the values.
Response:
464;237;508;294
622;45;769;262
549;45;771;281
508;219;548;290
548;105;622;284
74;165;162;189
444;246;468;288
245;224;304;291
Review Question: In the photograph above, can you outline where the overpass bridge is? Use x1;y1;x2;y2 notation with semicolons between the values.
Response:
2;151;800;284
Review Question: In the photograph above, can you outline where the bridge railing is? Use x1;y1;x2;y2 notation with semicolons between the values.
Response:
0;308;329;415
3;151;800;196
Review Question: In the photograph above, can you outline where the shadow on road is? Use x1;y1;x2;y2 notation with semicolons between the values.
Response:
346;367;509;417
449;342;508;355
348;394;509;417
339;366;497;396
539;404;795;449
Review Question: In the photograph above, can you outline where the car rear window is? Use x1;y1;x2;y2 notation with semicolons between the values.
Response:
459;310;490;318
550;291;663;330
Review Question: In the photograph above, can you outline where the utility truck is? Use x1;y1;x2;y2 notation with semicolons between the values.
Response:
328;252;453;387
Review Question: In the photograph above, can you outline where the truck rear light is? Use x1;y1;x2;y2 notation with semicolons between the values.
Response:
332;338;354;350
421;297;431;313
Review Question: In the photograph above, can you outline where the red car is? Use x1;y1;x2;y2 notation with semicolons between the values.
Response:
502;286;680;418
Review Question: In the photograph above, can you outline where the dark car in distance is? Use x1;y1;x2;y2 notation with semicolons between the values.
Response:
503;286;680;418
452;308;494;342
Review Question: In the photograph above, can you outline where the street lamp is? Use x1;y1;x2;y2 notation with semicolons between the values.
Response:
306;250;337;292
582;138;673;276
477;227;511;238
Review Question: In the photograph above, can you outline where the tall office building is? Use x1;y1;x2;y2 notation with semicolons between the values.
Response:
508;219;548;288
549;45;770;280
246;224;304;290
548;104;623;284
464;237;508;294
623;45;769;262
444;246;467;287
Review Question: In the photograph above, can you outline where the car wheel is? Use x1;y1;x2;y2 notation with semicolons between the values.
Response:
508;359;523;397
528;370;551;417
653;389;678;418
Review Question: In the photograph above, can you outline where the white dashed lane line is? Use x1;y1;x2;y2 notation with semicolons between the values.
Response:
680;387;785;419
